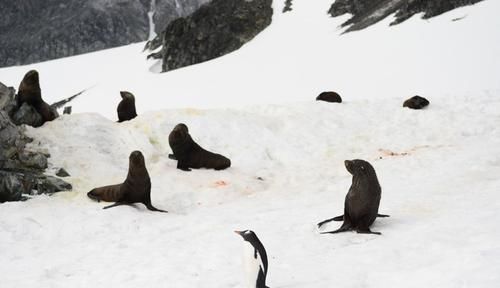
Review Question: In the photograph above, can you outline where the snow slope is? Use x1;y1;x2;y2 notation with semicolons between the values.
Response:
1;0;500;287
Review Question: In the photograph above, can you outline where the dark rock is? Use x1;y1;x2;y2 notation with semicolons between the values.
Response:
403;95;430;109
316;91;342;103
147;0;273;72
0;82;16;115
283;0;293;13
56;168;70;177
0;0;209;68
328;0;485;32
1;81;72;203
63;106;72;115
36;175;73;195
11;103;45;128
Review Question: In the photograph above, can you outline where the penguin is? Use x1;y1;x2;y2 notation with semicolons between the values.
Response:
235;230;270;288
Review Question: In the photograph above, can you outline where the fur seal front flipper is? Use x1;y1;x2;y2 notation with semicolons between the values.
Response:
168;123;231;171
87;151;167;213
318;159;388;235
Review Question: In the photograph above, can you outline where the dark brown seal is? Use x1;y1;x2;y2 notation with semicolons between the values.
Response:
318;159;389;235
117;91;137;122
16;70;58;123
403;95;429;109
168;123;231;171
87;150;167;212
316;91;342;103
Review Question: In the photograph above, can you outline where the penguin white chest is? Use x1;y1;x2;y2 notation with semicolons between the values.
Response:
242;241;263;288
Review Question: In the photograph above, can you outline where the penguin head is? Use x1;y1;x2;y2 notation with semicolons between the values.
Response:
235;230;260;244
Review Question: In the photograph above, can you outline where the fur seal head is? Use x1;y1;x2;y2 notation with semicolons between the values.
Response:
17;70;42;105
169;123;189;146
120;91;135;101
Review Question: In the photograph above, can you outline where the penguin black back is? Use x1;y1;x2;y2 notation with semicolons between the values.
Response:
235;230;269;288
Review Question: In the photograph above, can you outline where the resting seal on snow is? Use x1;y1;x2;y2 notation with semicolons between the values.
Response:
403;95;429;109
117;91;138;122
316;91;342;103
318;159;389;235
87;150;167;213
168;123;231;171
16;70;58;123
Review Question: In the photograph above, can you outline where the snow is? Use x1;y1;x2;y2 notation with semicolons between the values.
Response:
1;0;500;287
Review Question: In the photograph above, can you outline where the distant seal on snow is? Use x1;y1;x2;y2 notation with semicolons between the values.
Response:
318;159;389;235
403;95;429;109
87;150;167;213
316;91;342;103
16;70;58;123
117;91;138;122
168;123;231;171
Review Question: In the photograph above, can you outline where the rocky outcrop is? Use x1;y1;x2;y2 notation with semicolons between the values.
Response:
0;0;209;67
283;0;293;13
146;0;273;72
0;82;72;203
328;0;485;32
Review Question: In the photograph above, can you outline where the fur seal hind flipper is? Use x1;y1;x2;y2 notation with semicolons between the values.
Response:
317;215;344;228
356;228;382;235
168;154;177;160
377;214;390;218
103;202;129;210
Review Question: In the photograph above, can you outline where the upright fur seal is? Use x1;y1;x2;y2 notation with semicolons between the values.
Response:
87;150;167;213
168;123;231;171
117;91;137;122
318;159;388;235
16;70;58;123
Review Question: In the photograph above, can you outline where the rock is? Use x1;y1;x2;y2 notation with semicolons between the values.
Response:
147;0;273;72
403;95;430;110
36;175;73;195
328;0;485;32
316;91;342;103
283;0;293;13
0;81;72;203
11;103;45;128
0;82;16;115
0;0;209;67
56;168;70;177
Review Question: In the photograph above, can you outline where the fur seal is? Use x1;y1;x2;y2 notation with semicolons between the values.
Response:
87;150;167;213
168;123;231;171
316;91;342;103
16;70;58;123
318;159;388;235
117;91;137;122
403;95;429;109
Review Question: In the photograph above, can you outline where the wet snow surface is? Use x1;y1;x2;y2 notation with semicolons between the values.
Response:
1;0;499;287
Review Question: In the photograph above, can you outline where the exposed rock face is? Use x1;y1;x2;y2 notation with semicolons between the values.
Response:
0;82;72;202
147;0;273;72
0;0;209;67
283;0;293;13
328;0;485;32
